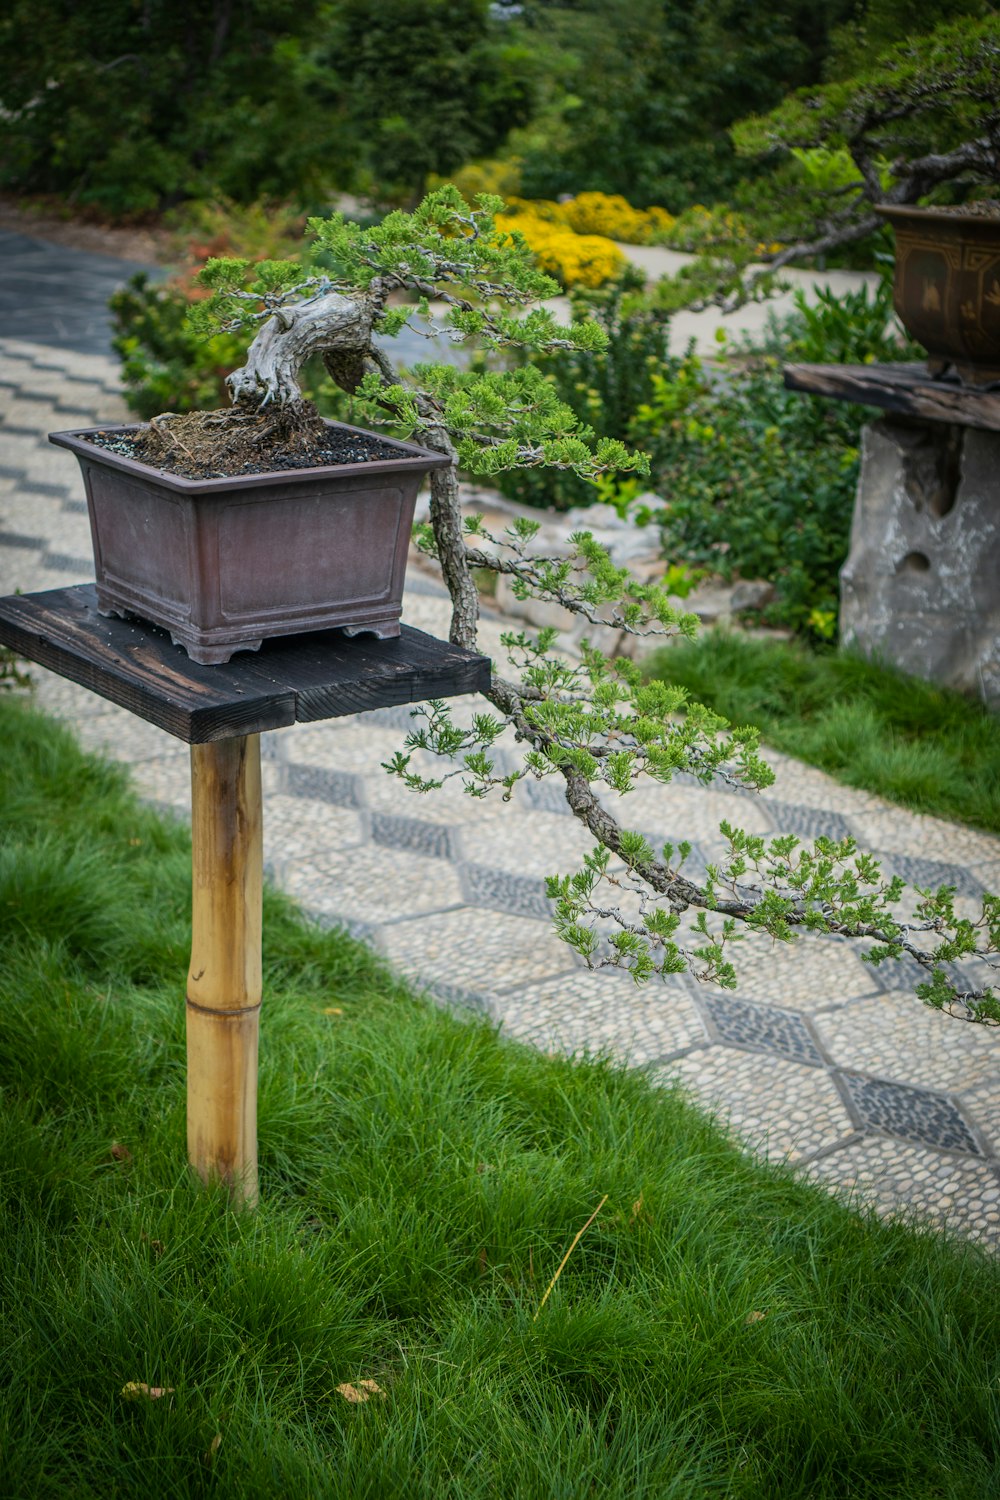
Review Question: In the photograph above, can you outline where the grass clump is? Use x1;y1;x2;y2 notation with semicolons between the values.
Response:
648;631;1000;834
1;695;998;1498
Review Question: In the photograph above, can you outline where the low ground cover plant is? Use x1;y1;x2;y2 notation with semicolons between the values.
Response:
648;632;1000;833
1;694;999;1497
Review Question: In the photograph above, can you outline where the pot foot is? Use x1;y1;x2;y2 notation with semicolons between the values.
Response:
952;360;1000;390
341;622;401;640
174;636;263;666
96;596;136;623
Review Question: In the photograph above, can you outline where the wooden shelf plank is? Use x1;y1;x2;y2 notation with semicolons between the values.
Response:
0;584;491;743
783;362;1000;433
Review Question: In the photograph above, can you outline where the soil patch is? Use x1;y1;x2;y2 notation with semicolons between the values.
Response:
87;412;407;479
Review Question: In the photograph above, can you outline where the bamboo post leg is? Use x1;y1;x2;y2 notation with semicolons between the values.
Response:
186;734;263;1209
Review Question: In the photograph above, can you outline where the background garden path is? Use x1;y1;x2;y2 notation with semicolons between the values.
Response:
1;228;998;1249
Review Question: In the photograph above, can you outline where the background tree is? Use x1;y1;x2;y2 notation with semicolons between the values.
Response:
324;0;539;203
0;0;538;215
505;0;858;208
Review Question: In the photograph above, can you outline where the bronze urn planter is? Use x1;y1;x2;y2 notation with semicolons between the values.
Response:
877;204;1000;387
50;420;450;665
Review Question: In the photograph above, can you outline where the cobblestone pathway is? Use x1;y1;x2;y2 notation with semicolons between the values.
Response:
2;232;998;1248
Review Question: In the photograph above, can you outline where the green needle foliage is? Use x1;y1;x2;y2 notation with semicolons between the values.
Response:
1;696;999;1498
189;188;648;486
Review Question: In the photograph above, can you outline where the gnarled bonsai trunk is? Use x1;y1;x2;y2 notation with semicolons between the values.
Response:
226;290;374;408
142;290;377;475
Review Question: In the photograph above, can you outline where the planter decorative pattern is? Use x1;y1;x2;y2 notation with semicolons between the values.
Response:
50;420;450;665
877;205;1000;388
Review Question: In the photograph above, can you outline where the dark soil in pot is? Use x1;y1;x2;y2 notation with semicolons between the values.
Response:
87;420;405;478
87;401;405;481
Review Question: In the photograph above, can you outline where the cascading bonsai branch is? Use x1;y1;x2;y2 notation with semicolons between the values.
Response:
169;185;998;1025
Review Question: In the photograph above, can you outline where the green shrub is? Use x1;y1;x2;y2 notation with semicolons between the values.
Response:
750;278;919;366
634;355;860;633
634;280;917;634
494;271;673;511
110;274;248;419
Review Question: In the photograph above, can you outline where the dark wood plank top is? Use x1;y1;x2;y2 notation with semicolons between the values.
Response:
783;362;1000;433
0;585;491;743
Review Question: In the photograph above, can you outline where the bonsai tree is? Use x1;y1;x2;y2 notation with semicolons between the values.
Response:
659;13;1000;310
153;185;998;1023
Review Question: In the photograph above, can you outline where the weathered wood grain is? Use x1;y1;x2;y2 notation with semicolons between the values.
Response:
783;363;1000;432
0;584;491;743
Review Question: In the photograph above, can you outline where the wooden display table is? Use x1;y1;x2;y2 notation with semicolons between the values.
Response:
0;585;490;1207
783;361;1000;433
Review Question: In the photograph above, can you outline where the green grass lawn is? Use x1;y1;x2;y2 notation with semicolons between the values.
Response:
648;632;1000;834
1;696;998;1499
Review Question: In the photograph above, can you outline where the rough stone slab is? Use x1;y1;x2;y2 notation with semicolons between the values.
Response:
0;583;491;743
839;419;1000;706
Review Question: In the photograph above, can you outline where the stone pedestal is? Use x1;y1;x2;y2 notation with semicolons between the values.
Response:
840;418;1000;708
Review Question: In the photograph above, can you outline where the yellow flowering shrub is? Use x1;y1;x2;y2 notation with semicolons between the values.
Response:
505;192;675;245
499;210;625;288
503;195;566;224
561;192;675;243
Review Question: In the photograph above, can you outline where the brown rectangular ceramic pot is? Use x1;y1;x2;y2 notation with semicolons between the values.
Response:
50;420;451;665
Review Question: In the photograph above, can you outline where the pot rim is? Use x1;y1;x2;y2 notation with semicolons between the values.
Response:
875;203;1000;232
49;417;452;495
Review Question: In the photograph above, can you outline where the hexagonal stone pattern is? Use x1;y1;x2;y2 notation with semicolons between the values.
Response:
497;969;705;1067
264;796;366;867
815;992;1000;1096
723;931;880;1013
875;852;987;899
286;762;364;809
280;844;464;925
381;907;575;994
657;1050;855;1163
371;810;458;861
523;776;575;816
804;1137;1000;1247
698;993;825;1067
836;1072;981;1155
462;805;603;879
461;862;554;921
763;800;854;844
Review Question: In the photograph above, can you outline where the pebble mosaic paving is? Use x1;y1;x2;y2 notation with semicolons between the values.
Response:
2;266;999;1248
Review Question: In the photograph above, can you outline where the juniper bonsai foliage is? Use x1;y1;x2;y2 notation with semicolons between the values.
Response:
180;186;998;1024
